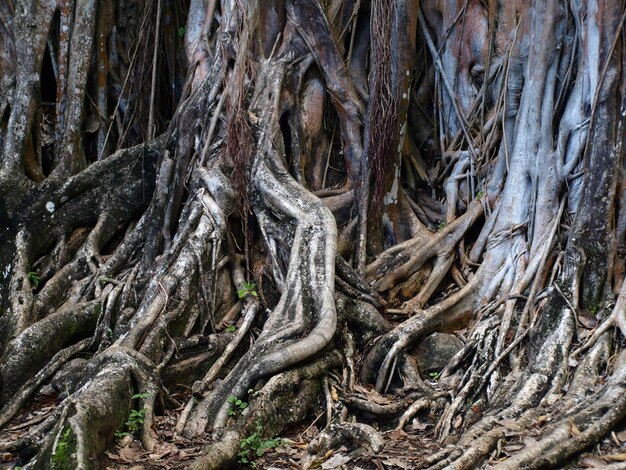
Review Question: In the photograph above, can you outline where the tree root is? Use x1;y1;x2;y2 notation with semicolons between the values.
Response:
303;422;384;469
190;351;342;470
0;338;90;428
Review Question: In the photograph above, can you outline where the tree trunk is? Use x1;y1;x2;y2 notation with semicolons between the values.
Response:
0;0;625;468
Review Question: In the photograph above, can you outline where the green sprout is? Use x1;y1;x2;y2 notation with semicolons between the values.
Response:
27;271;40;288
237;281;258;299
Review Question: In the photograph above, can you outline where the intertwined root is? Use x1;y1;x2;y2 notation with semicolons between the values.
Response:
1;0;625;469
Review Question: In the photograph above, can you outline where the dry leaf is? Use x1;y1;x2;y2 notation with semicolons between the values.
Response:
569;422;581;436
499;419;523;431
331;386;339;402
382;457;409;469
578;454;607;468
321;453;351;469
578;312;597;329
388;429;408;440
605;453;626;462
411;418;429;431
503;444;525;453
149;450;172;460
118;445;141;462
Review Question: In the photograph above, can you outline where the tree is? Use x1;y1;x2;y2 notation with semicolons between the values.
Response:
0;0;624;468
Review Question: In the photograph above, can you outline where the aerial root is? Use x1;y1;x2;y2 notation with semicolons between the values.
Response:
0;301;100;405
396;393;448;431
372;280;476;393
175;301;258;434
492;350;626;469
574;275;626;356
0;338;91;428
303;422;384;469
189;352;342;470
340;390;426;417
23;346;162;467
423;343;626;470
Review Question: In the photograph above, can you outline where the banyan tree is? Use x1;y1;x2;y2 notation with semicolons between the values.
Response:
0;0;625;468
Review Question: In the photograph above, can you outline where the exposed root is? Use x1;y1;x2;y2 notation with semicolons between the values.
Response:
1;1;625;469
303;422;384;469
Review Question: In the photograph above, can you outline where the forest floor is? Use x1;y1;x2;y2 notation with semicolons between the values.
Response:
2;387;626;469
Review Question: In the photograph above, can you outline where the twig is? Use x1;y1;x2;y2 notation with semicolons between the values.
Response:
147;0;163;140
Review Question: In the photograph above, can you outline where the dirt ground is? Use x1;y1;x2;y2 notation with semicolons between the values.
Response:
3;388;626;470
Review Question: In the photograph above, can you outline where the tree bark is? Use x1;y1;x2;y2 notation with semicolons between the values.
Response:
0;0;625;469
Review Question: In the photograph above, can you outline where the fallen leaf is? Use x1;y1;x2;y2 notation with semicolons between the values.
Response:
149;441;177;459
387;429;408;440
499;419;523;431
606;454;626;462
149;450;172;460
382;457;409;469
503;444;525;453
569;422;581;437
411;418;429;431
578;312;597;329
321;453;352;469
331;386;339;402
105;451;122;462
118;445;141;462
578;454;607;468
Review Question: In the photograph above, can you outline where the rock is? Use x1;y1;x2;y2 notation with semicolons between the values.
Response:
411;333;463;373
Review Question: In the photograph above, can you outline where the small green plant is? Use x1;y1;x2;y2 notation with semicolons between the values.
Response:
51;427;76;469
436;221;446;231
227;395;248;416
237;281;258;299
238;421;282;467
428;371;440;380
114;408;146;439
178;26;185;39
248;388;260;397
114;393;151;439
226;325;237;332
27;271;40;288
476;190;485;199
